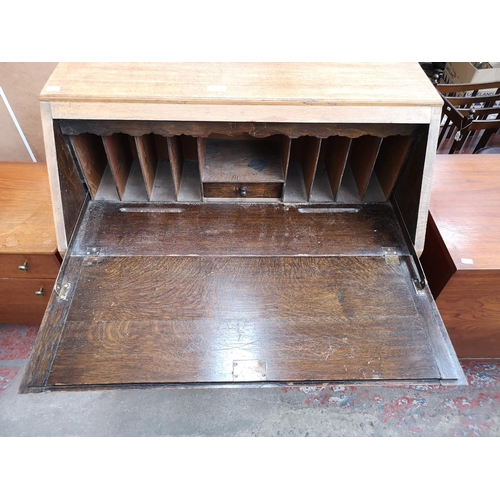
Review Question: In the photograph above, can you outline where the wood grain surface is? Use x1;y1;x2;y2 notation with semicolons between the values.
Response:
420;155;500;359
324;136;351;201
436;270;500;358
0;162;57;254
40;63;442;107
0;277;55;323
102;134;133;199
203;183;282;198
0;253;60;279
167;136;183;197
429;155;500;270
392;131;428;245
420;213;456;299
59;119;422;141
202;138;284;183
374;135;412;200
53;125;89;242
154;134;169;161
46;255;440;385
135;134;158;200
19;256;84;392
301;137;321;201
349;136;382;199
73;202;408;257
281;135;291;180
70;133;107;196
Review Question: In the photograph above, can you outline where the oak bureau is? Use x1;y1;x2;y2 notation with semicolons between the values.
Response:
21;63;466;392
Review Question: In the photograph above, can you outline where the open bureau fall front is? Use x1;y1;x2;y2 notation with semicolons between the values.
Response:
20;63;466;392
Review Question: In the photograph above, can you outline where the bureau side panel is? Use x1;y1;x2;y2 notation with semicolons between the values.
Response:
414;106;441;255
41;102;67;254
41;105;88;255
53;122;88;244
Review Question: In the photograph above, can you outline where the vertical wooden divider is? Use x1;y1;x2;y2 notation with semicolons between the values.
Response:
324;136;351;201
374;135;413;200
102;133;133;200
280;135;292;199
197;137;206;197
349;135;382;200
301;136;322;201
154;134;169;161
167;136;184;199
281;135;292;178
128;136;139;160
135;134;158;200
69;133;107;197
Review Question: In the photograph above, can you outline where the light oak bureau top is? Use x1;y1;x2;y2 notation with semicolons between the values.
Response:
40;62;442;108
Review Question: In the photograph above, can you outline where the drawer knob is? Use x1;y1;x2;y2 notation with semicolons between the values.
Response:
18;261;28;272
35;287;44;297
239;186;248;197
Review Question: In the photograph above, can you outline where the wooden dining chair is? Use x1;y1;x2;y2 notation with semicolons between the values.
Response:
436;81;500;153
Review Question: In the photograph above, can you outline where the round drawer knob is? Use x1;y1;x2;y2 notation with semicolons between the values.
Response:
239;186;248;197
35;287;44;297
18;261;28;272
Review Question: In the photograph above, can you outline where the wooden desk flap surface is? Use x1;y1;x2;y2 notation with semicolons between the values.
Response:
40;63;442;107
430;154;500;271
0;162;56;254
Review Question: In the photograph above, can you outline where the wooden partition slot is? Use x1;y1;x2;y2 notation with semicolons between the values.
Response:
154;134;169;161
168;136;184;199
69;133;107;197
181;135;199;161
197;137;205;179
300;137;321;201
135;134;158;200
324;136;351;201
374;135;413;200
349;135;382;200
128;136;139;160
281;135;292;180
102;133;133;200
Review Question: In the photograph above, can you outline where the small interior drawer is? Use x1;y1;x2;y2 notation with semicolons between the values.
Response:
0;254;60;279
0;277;56;323
203;182;283;198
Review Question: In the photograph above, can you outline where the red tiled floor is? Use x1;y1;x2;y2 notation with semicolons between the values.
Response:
1;323;499;436
0;324;39;361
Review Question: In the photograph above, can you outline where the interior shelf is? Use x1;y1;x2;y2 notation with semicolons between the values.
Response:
201;137;285;184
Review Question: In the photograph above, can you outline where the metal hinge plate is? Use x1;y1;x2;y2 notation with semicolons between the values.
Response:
233;360;267;382
412;278;427;296
55;282;71;301
86;247;101;256
383;247;400;265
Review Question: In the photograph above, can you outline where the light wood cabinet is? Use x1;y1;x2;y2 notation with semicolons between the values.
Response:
0;162;60;323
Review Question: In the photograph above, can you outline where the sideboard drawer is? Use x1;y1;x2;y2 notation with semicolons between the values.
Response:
0;253;60;279
0;278;56;323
